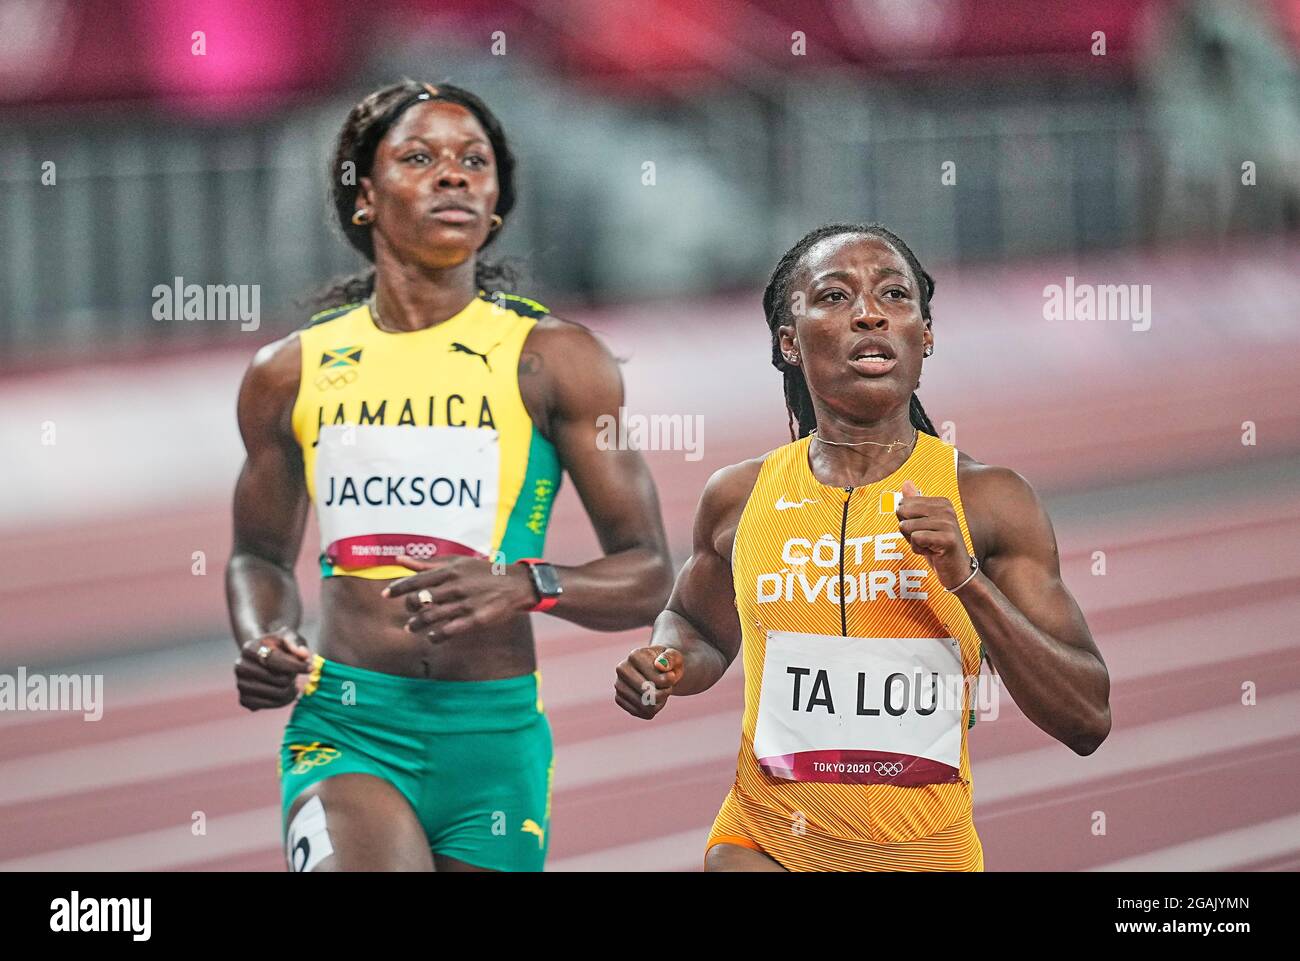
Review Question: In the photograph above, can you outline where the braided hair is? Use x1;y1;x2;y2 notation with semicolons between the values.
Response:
762;223;940;442
314;79;518;308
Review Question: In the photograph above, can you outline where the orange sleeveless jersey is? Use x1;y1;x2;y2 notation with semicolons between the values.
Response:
706;430;985;871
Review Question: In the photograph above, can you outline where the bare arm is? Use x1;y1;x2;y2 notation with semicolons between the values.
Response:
615;459;759;719
224;334;313;708
955;463;1111;754
517;320;674;630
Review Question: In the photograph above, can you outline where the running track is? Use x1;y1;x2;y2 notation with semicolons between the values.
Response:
3;246;1298;870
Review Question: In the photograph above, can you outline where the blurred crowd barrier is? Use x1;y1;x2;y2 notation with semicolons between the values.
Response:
0;0;1295;365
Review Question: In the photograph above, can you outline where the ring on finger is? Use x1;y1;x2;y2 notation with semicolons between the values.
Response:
257;644;272;664
417;588;434;605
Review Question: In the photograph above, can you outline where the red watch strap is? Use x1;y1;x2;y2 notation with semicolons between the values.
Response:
517;559;559;613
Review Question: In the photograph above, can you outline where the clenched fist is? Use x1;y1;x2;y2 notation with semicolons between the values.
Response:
614;646;684;720
235;627;312;711
895;479;977;590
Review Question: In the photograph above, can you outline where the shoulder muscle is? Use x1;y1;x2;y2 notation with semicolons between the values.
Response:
517;316;621;434
697;455;768;560
237;332;302;448
958;452;1055;566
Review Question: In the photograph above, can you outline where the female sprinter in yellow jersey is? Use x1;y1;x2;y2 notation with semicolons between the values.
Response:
227;80;673;872
615;223;1111;871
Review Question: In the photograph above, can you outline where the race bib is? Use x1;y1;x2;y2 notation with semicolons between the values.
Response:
752;630;966;786
315;424;500;567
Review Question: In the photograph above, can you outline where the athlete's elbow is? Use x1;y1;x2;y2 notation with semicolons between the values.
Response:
1068;706;1111;756
228;545;295;578
1069;735;1101;757
591;548;672;628
634;574;676;626
631;561;674;627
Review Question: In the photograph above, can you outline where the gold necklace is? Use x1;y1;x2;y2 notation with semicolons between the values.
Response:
367;293;397;333
810;426;918;453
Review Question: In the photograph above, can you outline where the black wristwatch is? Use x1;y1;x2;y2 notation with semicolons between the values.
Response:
517;558;562;612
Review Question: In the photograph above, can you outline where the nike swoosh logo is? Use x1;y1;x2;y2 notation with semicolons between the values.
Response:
775;497;819;510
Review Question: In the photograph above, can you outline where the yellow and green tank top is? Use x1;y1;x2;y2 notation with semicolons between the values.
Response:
290;291;562;579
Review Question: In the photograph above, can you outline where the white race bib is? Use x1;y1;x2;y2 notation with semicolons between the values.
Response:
315;424;500;567
752;630;966;785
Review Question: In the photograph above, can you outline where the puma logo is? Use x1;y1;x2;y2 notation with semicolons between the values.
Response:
520;818;545;848
450;341;500;372
775;496;818;511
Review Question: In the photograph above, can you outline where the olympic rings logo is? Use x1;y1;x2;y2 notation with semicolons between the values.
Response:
404;542;437;559
874;761;904;777
314;368;358;390
288;742;341;775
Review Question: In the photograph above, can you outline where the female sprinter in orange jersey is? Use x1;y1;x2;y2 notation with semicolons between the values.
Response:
615;223;1111;871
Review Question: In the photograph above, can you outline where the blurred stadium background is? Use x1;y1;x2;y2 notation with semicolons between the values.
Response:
2;0;1298;871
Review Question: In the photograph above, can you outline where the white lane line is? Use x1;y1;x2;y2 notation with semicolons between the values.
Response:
0;807;283;872
0;633;658;735
0;714;283;806
1090;813;1300;872
0;809;708;873
0;646;240;731
552;712;739;791
1097;597;1300;681
973;691;1300;805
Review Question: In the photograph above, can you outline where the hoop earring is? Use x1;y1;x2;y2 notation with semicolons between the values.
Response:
489;214;503;231
351;209;373;226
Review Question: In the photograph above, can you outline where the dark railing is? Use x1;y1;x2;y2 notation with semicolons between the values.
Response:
0;70;1287;364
